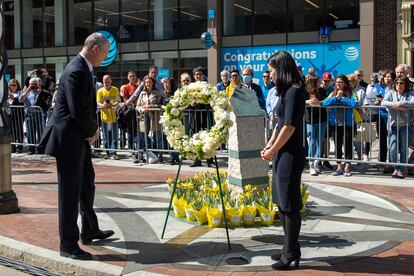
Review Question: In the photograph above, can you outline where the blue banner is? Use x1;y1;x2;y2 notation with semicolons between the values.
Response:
221;41;360;87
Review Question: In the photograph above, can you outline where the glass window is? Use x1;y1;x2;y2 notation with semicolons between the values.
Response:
253;0;287;34
289;0;323;32
120;0;149;42
45;0;55;47
149;0;178;40
179;0;207;39
119;53;152;84
223;0;252;36
22;0;43;48
3;0;15;49
151;51;179;80
94;0;120;34
180;50;207;83
69;0;92;46
325;0;359;29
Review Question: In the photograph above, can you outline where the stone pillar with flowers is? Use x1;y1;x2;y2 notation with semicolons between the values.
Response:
228;88;269;190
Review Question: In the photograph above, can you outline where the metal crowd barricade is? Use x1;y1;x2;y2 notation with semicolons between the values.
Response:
8;105;46;148
304;104;414;169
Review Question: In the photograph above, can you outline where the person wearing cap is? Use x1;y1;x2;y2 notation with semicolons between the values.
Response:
321;72;334;96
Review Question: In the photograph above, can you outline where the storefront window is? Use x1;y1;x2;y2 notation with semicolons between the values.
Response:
253;0;287;35
22;0;43;48
179;0;207;39
94;0;120;34
44;0;55;47
325;0;359;29
180;50;207;82
223;0;252;36
289;0;323;32
120;53;151;80
120;0;149;42
151;51;179;80
3;0;15;49
149;0;178;40
69;0;92;46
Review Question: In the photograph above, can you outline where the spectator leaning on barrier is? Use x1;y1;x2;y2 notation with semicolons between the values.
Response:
319;72;334;170
19;78;51;154
7;79;24;153
217;70;230;92
322;75;357;177
190;66;214;167
120;71;139;151
97;75;120;160
162;78;180;165
136;75;164;163
305;76;327;176
261;70;275;100
381;76;414;179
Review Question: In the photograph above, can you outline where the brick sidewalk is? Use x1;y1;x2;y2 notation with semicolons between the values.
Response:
2;159;414;275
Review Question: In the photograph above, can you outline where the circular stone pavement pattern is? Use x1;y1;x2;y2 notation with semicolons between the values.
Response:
92;182;414;273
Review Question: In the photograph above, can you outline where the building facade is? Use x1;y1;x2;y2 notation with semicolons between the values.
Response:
2;0;399;87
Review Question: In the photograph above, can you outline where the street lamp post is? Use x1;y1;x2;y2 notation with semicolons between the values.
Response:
0;0;19;214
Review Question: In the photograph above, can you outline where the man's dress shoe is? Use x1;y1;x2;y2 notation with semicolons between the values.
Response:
81;230;115;245
60;248;93;260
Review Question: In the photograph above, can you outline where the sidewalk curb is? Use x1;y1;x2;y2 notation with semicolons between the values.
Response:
0;235;123;276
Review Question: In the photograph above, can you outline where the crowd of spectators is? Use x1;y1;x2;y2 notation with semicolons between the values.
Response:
4;63;414;176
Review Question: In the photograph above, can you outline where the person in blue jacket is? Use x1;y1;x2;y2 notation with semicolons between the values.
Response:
322;75;357;177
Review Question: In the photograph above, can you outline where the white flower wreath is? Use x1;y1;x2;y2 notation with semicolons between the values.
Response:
160;81;233;160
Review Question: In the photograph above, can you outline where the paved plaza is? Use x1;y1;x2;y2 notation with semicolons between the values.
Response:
1;154;414;275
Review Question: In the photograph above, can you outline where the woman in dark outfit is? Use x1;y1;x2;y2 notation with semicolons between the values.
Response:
261;51;306;270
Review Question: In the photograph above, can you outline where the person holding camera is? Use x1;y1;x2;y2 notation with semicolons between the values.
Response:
24;68;52;91
97;75;121;160
19;78;50;154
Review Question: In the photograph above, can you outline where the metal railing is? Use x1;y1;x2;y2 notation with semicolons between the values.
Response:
5;104;414;170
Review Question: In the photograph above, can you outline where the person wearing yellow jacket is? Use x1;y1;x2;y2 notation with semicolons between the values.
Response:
225;69;242;98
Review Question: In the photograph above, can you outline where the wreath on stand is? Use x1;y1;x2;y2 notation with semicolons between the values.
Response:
160;81;233;160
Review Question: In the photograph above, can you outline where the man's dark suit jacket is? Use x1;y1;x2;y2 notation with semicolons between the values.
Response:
42;55;97;159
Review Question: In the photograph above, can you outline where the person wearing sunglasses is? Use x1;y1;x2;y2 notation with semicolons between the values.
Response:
261;70;275;100
19;78;51;154
7;79;24;153
381;76;414;179
225;69;242;98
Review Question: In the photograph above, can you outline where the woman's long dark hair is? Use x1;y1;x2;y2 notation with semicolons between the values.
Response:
333;74;351;97
268;51;303;96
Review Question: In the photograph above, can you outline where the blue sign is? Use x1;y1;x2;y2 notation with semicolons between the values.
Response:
201;32;213;49
208;9;215;19
98;30;118;67
221;41;360;87
158;68;170;79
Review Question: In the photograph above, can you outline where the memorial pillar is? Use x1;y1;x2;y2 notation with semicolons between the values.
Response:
0;1;19;214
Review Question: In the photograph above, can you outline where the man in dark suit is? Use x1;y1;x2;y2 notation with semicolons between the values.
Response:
41;33;113;260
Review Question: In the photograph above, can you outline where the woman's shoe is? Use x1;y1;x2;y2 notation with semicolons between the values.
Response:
271;254;300;270
331;170;343;176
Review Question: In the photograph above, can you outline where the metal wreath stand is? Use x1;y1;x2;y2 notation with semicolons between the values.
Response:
160;107;231;250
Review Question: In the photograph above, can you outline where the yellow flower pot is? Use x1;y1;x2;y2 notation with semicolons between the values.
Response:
242;205;256;226
193;207;208;225
172;197;186;218
207;207;223;228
